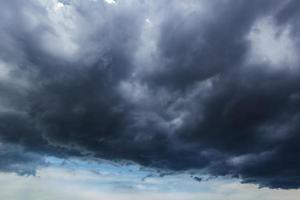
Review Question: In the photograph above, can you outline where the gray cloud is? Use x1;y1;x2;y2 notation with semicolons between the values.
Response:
0;0;300;189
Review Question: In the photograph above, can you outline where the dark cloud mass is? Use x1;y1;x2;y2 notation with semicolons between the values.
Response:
0;0;300;189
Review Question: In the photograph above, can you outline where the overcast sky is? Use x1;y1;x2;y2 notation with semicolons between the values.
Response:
0;0;300;199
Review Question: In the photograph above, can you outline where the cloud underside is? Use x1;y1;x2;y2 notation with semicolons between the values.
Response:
1;0;300;189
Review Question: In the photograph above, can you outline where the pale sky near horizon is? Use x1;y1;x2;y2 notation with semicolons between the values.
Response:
1;157;299;200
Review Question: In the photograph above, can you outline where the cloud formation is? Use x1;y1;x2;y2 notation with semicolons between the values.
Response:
0;0;300;189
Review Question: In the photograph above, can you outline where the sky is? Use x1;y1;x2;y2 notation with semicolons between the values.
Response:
0;0;300;199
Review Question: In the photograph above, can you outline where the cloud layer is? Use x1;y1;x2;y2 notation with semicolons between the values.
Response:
1;0;300;189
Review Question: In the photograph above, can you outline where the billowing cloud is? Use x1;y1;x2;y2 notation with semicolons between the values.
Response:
0;0;300;189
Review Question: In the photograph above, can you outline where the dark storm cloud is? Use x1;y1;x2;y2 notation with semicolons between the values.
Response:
0;0;300;189
0;142;45;175
145;0;281;90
